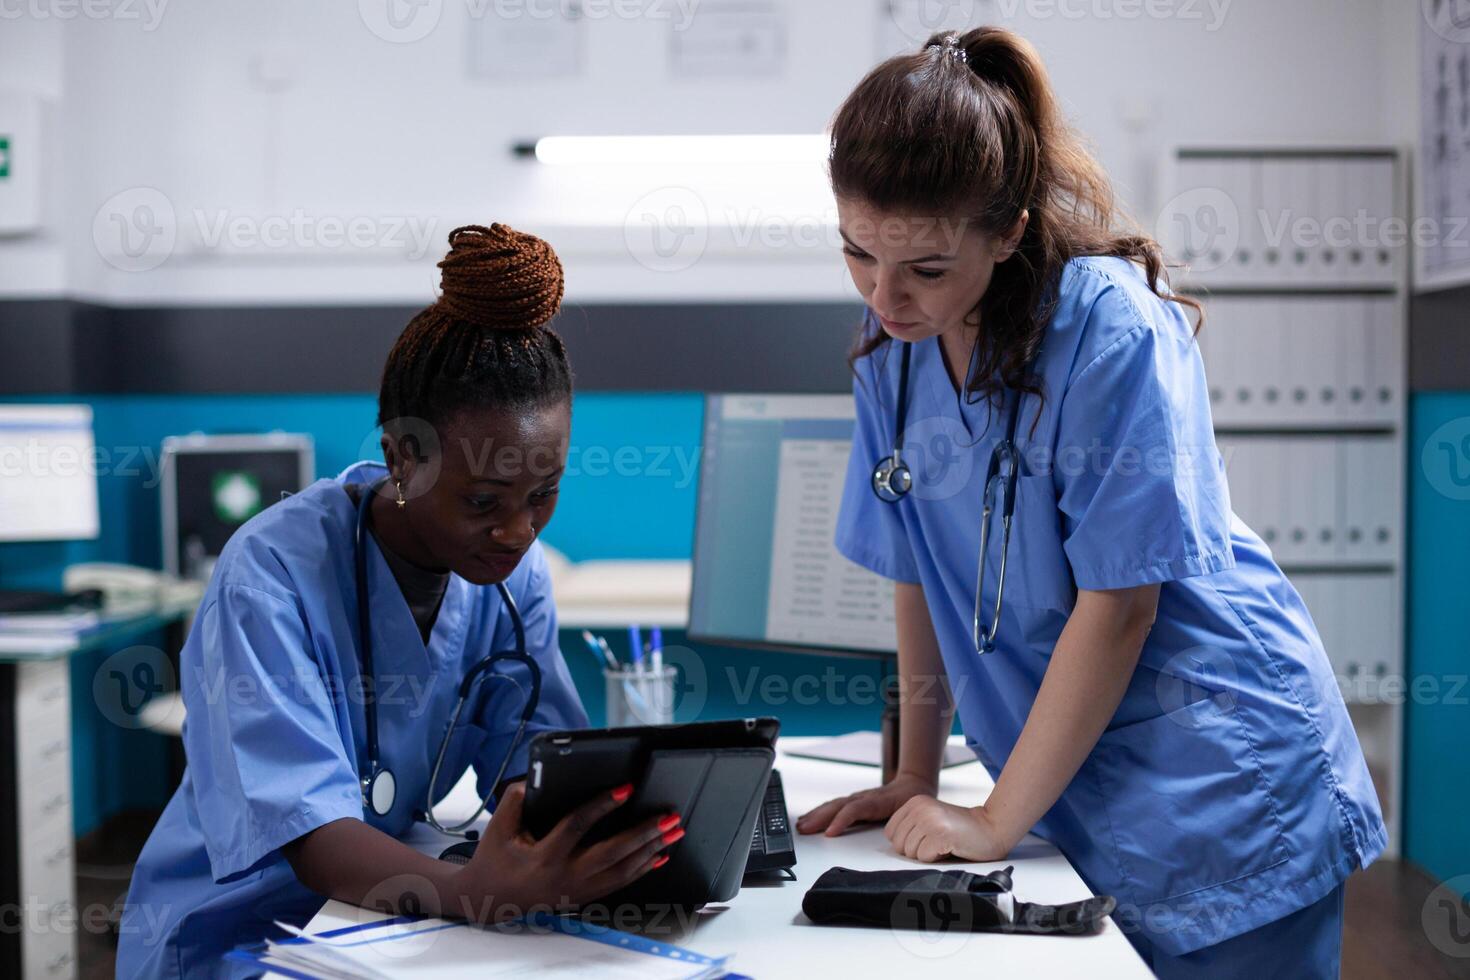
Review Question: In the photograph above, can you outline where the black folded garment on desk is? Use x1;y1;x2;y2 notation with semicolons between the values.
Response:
802;865;1115;935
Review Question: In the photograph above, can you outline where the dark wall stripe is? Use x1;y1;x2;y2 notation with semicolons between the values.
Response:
3;291;1467;394
0;301;865;395
0;300;82;393
1409;283;1470;391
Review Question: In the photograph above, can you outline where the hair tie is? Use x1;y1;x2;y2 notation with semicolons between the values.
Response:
942;33;968;66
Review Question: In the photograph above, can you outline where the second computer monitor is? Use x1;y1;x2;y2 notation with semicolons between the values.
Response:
689;394;897;658
0;404;101;543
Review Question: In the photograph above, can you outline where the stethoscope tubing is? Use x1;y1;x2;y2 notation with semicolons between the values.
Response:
872;338;1028;655
354;478;541;830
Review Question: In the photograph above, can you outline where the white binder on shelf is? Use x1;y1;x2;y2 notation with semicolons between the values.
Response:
1336;573;1399;700
1255;299;1289;424
1336;440;1365;563
1244;298;1278;425
1197;299;1225;416
1365;297;1403;423
1319;299;1350;424
1288;573;1340;678
1338;438;1398;565
1338;299;1371;423
1202;158;1246;285
1340;160;1373;285
1371;436;1401;564
1313;158;1347;287
1282;299;1326;425
1277;301;1309;421
1230;159;1263;281
1257;159;1292;286
1209;298;1237;424
1166;157;1211;271
1284;159;1319;286
1309;437;1340;564
1218;436;1257;544
1262;438;1292;561
1264;437;1299;558
1364;158;1400;286
1262;438;1289;556
1332;575;1365;691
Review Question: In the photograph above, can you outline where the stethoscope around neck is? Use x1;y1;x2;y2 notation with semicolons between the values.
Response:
354;478;541;835
871;340;1027;656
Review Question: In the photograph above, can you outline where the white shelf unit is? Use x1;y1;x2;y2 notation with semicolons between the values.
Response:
2;659;79;979
1163;146;1408;857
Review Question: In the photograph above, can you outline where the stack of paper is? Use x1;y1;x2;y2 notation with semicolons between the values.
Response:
230;914;733;980
0;609;107;655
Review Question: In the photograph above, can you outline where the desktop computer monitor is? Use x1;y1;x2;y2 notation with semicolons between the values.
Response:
0;404;101;543
161;433;315;581
689;393;897;658
689;395;970;771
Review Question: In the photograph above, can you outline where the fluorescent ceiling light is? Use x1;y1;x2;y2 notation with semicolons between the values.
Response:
531;134;830;166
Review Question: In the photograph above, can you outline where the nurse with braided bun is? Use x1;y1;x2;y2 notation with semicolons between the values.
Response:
795;28;1385;978
118;225;680;979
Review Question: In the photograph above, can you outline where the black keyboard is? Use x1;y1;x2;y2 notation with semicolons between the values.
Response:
744;769;796;877
0;589;102;614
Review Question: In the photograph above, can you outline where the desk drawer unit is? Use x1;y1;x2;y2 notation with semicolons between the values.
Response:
1;660;79;980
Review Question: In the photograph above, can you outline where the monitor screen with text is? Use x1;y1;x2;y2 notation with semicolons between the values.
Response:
689;394;898;657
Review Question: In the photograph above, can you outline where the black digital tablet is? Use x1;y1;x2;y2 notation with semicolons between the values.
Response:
521;717;780;911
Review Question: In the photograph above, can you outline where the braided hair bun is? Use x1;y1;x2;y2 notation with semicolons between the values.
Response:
435;223;566;330
377;222;573;434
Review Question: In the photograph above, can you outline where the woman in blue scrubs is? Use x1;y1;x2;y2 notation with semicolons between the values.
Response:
117;225;678;978
796;29;1386;978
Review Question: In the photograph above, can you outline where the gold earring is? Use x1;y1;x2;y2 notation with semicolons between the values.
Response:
395;482;406;509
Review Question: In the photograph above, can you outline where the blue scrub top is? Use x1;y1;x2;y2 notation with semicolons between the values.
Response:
835;257;1386;957
116;461;589;979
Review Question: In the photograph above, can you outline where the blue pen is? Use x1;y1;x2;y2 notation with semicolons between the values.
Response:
628;624;644;671
582;630;619;670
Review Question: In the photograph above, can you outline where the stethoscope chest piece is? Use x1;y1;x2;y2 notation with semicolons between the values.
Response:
870;340;916;505
363;764;396;818
871;452;913;503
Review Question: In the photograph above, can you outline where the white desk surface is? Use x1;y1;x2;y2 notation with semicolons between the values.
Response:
283;736;1151;979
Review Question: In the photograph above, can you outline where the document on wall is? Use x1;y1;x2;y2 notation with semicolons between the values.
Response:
467;4;584;79
233;914;733;979
669;0;786;77
1418;3;1470;288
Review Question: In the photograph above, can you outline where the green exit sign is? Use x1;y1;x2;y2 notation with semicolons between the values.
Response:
0;136;10;179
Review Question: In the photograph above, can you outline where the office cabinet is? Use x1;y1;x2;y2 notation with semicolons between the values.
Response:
0;660;78;980
1167;146;1407;855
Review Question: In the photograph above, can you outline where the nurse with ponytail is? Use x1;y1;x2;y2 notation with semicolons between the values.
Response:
796;28;1385;978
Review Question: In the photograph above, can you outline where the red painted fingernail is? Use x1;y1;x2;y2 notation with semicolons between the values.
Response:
661;827;686;846
611;784;633;802
652;854;670;869
657;813;681;832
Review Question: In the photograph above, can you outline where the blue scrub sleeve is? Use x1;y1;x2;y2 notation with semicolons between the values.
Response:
472;544;590;802
835;348;922;584
1054;291;1235;590
184;584;363;884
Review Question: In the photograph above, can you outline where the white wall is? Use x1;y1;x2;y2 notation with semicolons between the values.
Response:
0;0;1426;304
0;15;66;293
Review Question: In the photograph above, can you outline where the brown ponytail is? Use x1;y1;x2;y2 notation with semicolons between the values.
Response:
830;26;1202;411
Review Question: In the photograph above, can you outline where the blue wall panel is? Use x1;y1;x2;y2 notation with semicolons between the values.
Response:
2;392;885;835
1405;393;1470;890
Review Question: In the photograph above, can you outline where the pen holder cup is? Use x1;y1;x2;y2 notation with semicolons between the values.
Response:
604;666;676;727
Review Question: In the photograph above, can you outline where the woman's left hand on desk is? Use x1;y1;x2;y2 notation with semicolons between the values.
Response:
884;796;1013;863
